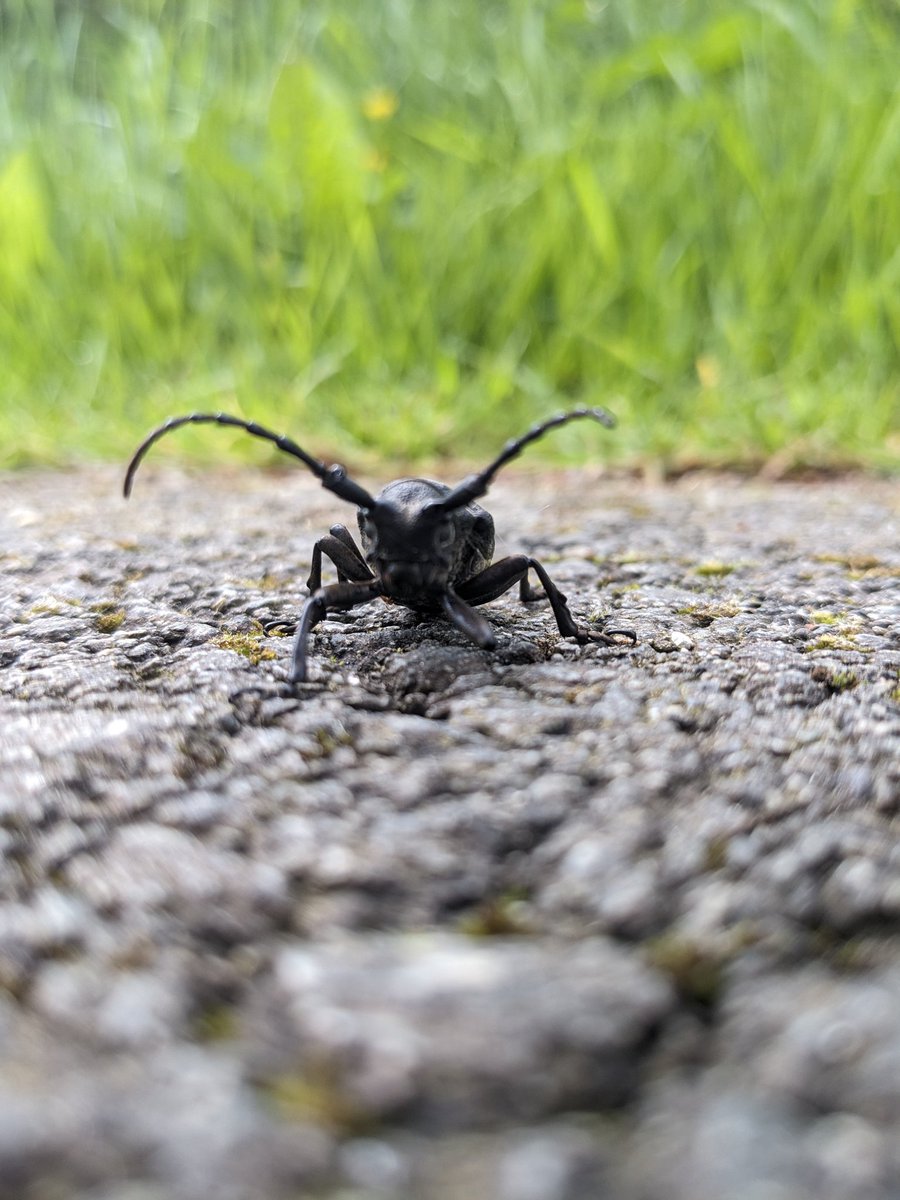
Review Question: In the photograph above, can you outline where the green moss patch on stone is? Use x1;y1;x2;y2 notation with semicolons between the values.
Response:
810;665;859;692
264;1070;374;1135
694;561;737;578
643;934;726;1006
805;633;863;654
676;601;740;626
94;608;126;633
212;630;277;665
460;891;534;937
809;610;841;625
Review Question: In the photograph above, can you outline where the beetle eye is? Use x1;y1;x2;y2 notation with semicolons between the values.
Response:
435;519;454;549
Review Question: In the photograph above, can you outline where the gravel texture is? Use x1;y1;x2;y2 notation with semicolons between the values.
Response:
1;463;898;1200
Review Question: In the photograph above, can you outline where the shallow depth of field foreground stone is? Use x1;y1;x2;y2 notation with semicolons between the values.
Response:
1;464;898;1200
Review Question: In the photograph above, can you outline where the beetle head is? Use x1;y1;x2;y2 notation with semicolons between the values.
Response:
358;479;462;596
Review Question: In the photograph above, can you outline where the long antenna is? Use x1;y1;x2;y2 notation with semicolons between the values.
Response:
436;407;617;512
123;413;376;508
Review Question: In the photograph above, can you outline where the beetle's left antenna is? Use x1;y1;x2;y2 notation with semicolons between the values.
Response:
435;407;617;512
123;413;376;508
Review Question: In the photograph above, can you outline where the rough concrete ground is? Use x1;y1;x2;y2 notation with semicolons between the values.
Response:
1;463;898;1200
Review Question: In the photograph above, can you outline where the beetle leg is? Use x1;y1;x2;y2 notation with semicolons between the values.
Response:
440;589;497;650
264;528;373;639
456;556;558;607
456;555;637;645
307;525;373;592
291;578;384;684
328;523;367;558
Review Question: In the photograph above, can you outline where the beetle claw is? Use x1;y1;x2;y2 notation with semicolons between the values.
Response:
579;625;638;646
262;619;296;636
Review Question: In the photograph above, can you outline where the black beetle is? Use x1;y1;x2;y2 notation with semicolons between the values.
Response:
124;408;636;683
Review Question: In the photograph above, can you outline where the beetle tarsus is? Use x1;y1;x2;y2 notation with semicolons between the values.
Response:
262;619;296;636
573;625;638;646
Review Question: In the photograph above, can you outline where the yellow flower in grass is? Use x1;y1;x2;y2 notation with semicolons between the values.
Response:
363;86;399;121
364;148;389;173
695;354;721;389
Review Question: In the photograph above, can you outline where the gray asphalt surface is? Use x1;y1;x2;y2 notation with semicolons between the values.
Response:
1;464;898;1200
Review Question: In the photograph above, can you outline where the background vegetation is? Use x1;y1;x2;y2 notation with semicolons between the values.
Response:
1;0;898;471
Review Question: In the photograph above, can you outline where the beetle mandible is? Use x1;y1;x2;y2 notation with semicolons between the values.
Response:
124;408;637;684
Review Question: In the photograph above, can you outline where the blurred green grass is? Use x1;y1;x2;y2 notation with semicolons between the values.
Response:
1;0;898;472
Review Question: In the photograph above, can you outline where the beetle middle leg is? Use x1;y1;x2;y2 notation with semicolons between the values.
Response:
307;524;374;591
456;555;637;646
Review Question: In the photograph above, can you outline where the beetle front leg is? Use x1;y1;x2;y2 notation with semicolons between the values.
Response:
264;527;375;640
440;589;496;649
456;555;636;646
291;578;384;684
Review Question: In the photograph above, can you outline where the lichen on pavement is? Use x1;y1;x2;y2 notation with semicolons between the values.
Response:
1;465;898;1200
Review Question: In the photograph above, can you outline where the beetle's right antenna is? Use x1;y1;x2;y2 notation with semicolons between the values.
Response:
123;413;376;509
435;407;617;512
